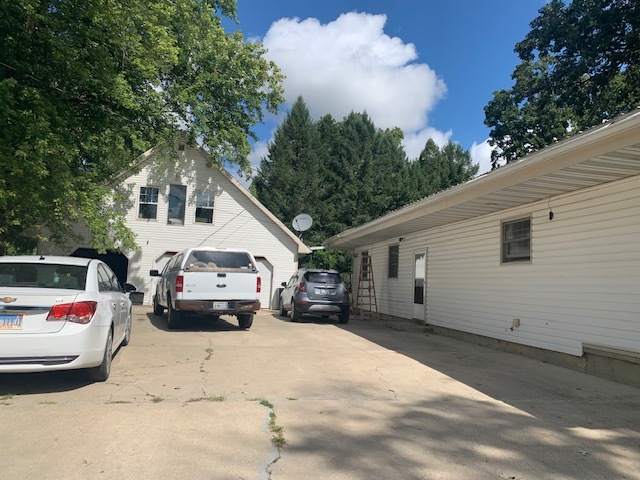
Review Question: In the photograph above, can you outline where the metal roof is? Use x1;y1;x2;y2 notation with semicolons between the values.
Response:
324;109;640;250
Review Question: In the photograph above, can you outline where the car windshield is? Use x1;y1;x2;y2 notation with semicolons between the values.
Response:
305;272;342;284
185;251;256;271
0;263;87;290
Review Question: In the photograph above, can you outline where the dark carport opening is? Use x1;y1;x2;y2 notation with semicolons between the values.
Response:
71;248;129;288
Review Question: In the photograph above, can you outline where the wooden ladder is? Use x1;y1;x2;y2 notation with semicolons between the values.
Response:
354;254;379;320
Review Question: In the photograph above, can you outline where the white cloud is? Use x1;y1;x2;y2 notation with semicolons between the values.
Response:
470;140;494;176
261;12;448;136
402;127;453;160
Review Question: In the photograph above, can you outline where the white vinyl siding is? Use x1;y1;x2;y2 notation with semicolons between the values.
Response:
365;175;640;356
119;146;300;307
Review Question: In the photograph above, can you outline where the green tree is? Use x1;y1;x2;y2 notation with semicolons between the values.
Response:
252;97;324;241
410;140;479;199
484;0;640;168
0;0;283;254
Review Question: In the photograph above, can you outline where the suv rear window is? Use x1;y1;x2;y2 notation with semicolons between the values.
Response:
0;263;87;289
304;272;342;284
185;251;256;271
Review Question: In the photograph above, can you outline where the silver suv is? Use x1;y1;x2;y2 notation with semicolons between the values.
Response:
279;269;349;324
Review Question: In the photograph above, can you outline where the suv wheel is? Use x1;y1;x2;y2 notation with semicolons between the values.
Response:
338;311;350;324
291;306;301;323
279;300;287;317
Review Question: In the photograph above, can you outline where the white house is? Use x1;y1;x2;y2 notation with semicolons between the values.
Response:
325;109;640;386
45;140;311;309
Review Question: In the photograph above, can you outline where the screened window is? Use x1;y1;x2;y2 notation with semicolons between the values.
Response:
388;245;399;278
502;217;531;263
138;187;159;220
168;185;186;225
195;191;215;224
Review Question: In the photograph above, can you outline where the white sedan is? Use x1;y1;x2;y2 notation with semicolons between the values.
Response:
0;255;132;381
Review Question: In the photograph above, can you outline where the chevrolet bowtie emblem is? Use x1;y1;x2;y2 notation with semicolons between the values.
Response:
2;297;17;303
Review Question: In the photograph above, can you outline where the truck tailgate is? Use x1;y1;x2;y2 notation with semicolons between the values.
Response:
181;271;258;301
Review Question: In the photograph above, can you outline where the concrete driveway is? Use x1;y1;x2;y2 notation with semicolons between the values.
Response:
1;307;639;480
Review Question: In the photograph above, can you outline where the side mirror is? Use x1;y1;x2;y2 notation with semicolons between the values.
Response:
124;283;137;293
281;282;287;287
149;269;160;277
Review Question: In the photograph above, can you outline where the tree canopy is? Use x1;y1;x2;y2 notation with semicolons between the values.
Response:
0;0;283;254
484;0;640;168
252;97;478;272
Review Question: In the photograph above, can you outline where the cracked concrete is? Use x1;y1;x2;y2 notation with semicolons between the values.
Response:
1;306;639;480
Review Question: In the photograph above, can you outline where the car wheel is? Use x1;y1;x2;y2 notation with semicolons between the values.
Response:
153;294;164;316
238;313;253;329
338;311;350;324
291;306;301;323
279;300;287;317
89;328;113;382
121;310;132;346
167;295;182;330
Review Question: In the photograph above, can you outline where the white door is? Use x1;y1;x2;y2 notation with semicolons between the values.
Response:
255;257;273;309
412;251;426;321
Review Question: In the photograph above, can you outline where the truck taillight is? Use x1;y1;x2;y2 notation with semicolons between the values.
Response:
176;275;184;293
47;301;97;324
257;276;261;293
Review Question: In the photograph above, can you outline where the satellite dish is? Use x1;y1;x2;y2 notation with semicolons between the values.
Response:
292;214;313;232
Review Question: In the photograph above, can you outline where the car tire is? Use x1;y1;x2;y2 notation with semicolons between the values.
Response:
279;300;287;317
153;294;164;316
291;306;301;323
121;310;132;346
238;313;253;329
338;311;350;324
167;295;182;330
89;328;113;382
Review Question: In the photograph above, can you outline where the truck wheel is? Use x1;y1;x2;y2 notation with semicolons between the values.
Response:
167;295;182;330
153;294;164;316
238;314;253;329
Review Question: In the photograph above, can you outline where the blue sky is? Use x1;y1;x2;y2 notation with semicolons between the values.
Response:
229;0;548;176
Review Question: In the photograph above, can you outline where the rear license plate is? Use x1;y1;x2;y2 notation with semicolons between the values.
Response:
209;302;229;310
0;314;24;330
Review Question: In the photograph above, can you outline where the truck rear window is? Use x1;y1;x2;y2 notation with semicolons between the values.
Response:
185;251;256;272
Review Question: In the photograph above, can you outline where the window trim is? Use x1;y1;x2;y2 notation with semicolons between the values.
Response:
501;216;532;264
138;186;159;220
195;190;215;224
388;244;399;278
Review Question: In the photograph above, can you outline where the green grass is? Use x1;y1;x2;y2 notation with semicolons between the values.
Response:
1;393;15;401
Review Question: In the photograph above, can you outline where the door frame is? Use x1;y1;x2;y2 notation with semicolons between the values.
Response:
412;249;427;321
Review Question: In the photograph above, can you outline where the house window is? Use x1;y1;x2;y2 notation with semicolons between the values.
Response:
388;245;399;278
195;191;215;224
168;185;186;225
138;187;159;219
502;217;531;263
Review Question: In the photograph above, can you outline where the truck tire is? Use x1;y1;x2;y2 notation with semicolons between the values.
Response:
238;314;253;330
167;295;182;330
153;294;164;316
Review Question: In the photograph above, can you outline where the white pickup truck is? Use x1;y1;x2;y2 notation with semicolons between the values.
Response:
150;247;261;329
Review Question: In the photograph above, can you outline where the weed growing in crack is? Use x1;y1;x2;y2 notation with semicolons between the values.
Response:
1;393;15;402
151;396;164;403
204;347;214;360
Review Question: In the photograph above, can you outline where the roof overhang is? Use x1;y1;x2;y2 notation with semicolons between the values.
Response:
324;109;640;250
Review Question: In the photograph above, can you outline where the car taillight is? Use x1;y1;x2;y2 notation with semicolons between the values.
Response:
47;301;97;324
176;275;184;293
298;282;306;293
257;276;261;293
